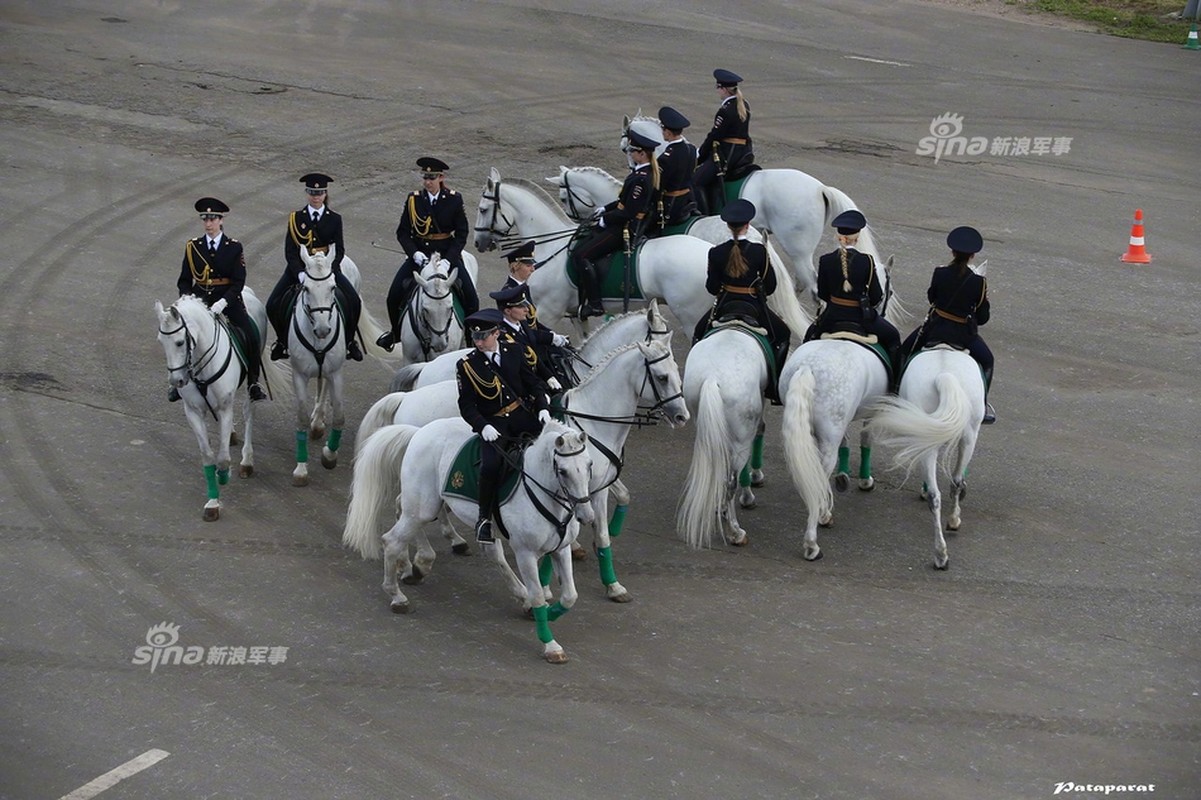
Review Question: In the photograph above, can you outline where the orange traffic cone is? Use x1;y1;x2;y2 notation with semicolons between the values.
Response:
1119;209;1152;264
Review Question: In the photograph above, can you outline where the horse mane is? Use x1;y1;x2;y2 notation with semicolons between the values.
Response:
504;176;563;206
565;340;647;393
173;293;210;320
566;166;621;186
579;308;648;345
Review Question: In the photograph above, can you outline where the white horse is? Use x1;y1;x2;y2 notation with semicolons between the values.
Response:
778;335;894;562
868;347;986;569
343;418;594;663
548;165;813;335
286;244;359;486
677;324;776;549
621;114;900;321
472;167;714;333
354;340;690;602
154;290;283;520
393;253;477;364
385;300;672;394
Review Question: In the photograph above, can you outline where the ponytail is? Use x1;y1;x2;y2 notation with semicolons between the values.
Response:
949;251;973;276
725;233;749;278
734;87;748;122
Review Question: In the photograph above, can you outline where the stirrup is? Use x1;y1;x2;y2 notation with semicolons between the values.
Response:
982;402;996;425
578;303;604;320
375;330;396;352
270;340;288;361
475;518;494;544
347;340;364;361
249;383;267;402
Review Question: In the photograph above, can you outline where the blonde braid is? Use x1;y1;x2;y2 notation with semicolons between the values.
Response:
726;232;749;278
734;87;748;122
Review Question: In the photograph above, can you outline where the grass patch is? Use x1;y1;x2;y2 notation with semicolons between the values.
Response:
1021;0;1197;43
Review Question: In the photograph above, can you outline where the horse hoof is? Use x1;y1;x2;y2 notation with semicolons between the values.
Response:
310;427;326;441
608;591;633;604
934;555;950;570
858;477;875;492
401;565;425;585
946;520;961;532
834;473;850;493
390;600;412;614
750;471;766;488
452;542;470;556
571;543;586;561
803;546;823;562
292;474;309;487
203;507;220;522
818;514;833;528
545;651;569;665
320;453;337;470
239;465;254;478
730;534;749;547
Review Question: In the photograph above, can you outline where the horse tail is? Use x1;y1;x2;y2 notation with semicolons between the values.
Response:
676;378;731;549
389;363;426;393
259;354;293;402
869;373;971;473
764;236;813;333
781;368;833;522
354;392;408;457
342;424;419;560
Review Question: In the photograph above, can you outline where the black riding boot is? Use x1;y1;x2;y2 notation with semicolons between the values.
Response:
476;472;497;544
982;365;995;424
578;260;604;319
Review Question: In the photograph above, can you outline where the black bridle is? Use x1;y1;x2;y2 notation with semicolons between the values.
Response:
159;308;234;420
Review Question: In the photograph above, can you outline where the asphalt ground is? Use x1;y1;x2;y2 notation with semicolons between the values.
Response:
1;2;1198;798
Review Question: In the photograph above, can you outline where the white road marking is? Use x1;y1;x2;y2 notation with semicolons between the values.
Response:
845;55;911;67
59;749;170;800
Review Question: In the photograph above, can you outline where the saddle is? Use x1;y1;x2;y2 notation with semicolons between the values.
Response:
713;300;764;330
820;326;878;345
565;237;646;302
442;436;526;509
215;314;259;371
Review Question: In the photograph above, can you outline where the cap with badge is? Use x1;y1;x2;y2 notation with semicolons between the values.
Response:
713;68;743;88
465;308;505;337
195;197;229;218
503;240;536;264
947;225;983;254
300;173;333;193
831;210;867;235
720;198;756;226
658;106;690;131
626;129;659;153
489;284;530;309
416;157;449;178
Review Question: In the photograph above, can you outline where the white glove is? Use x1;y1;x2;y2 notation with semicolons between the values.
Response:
538;409;553;425
297;272;307;285
552;333;569;348
413;251;428;266
592;206;605;219
597;217;606;229
210;298;228;315
481;424;500;442
546;377;562;391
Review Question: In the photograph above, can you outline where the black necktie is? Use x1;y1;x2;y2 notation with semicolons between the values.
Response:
491;352;500;368
208;240;216;256
311;212;319;224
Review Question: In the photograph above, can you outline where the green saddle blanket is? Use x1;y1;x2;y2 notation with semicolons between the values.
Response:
701;320;778;378
216;315;260;370
565;240;646;302
442;437;522;505
721;173;753;206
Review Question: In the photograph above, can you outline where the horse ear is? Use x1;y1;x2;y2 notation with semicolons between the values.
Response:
326;242;338;263
154;300;165;316
555;434;565;449
578;431;588;446
622;114;631;132
489;166;501;186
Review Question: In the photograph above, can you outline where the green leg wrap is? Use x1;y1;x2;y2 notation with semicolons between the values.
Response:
751;434;765;470
295;430;309;463
217;467;230;486
539;554;554;588
922;481;929;494
597;545;617;585
204;464;219;500
326;428;342;453
547;601;569;621
739;464;752;488
837;446;850;474
608;504;628;538
532;604;553;644
859;446;872;480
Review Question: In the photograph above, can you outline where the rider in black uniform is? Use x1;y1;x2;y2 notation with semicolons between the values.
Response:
899;225;996;423
694;68;753;215
656;106;697;227
174;197;266;403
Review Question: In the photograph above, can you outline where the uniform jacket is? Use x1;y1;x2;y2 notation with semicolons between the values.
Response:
396;188;468;262
698;97;752;165
178;235;246;308
815;248;882;324
657;139;697;225
284;206;346;279
500;318;556;383
456;341;549;434
600;165;653;231
706;239;776;330
924;265;990;347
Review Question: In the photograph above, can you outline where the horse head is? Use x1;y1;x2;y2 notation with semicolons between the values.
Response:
636;339;689;428
547;165;611;221
412;255;456;352
473;167;507;253
155;295;214;389
621;113;667;165
545;422;595;524
300;243;339;339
